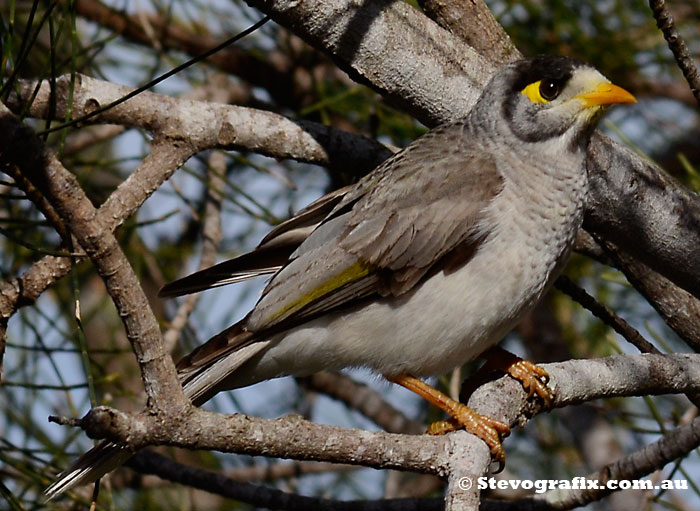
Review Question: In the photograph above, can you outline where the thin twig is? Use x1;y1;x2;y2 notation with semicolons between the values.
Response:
648;0;700;108
554;276;658;354
127;450;440;511
162;85;229;352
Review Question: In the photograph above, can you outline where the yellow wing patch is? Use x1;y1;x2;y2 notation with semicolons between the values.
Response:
269;260;375;323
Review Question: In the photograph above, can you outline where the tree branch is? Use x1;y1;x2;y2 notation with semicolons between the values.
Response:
128;450;439;511
8;74;392;176
0;104;186;411
648;0;700;108
244;0;700;301
419;0;520;66
58;354;700;507
247;0;493;126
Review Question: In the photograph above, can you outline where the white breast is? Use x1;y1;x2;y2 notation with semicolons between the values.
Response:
227;147;587;387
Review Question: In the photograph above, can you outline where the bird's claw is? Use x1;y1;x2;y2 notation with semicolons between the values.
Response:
506;359;553;408
427;403;510;468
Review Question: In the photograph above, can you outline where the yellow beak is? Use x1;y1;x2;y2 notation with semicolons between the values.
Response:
578;82;637;107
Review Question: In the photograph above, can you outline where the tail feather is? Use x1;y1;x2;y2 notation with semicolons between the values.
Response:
157;248;286;298
43;442;131;501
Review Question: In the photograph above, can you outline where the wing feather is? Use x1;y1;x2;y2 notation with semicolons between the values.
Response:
158;186;354;297
246;120;504;331
176;121;504;386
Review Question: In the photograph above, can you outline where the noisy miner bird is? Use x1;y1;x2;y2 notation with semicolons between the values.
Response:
45;56;635;499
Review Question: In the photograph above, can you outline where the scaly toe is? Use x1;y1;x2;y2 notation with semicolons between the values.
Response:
450;403;510;465
508;360;553;408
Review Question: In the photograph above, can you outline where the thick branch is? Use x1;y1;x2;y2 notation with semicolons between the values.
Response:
247;0;493;125
8;75;392;175
245;0;700;300
81;405;452;475
68;355;700;485
419;0;520;66
584;135;700;299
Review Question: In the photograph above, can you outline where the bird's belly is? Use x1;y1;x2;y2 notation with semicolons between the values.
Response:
239;231;564;384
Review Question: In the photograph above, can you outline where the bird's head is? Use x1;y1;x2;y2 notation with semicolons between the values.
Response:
480;56;636;148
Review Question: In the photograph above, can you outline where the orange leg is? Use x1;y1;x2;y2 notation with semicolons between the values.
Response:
388;374;510;467
399;348;554;456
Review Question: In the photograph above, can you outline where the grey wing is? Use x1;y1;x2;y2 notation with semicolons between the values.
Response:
340;142;504;293
247;121;504;331
259;184;354;245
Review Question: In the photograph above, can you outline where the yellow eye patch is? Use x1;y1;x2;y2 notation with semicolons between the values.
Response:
521;81;548;104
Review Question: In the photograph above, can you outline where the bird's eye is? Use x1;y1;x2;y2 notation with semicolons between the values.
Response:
521;79;564;104
539;79;562;101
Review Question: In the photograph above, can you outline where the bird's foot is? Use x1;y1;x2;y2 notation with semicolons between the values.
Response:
464;347;553;408
426;405;510;469
388;374;510;469
504;357;552;407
